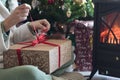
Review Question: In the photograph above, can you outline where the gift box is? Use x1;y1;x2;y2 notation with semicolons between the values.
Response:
3;39;72;74
74;20;93;71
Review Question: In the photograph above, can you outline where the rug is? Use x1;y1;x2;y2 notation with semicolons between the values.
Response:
52;72;84;80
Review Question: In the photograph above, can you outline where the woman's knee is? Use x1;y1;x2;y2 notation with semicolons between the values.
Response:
0;65;52;80
15;65;43;79
14;65;51;80
0;65;41;80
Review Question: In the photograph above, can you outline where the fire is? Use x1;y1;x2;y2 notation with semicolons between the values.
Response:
100;25;120;44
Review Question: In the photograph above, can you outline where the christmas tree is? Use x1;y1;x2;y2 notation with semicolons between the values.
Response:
19;0;94;42
21;0;94;23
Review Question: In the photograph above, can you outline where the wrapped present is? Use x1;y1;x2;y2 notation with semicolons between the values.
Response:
74;20;94;71
3;39;72;74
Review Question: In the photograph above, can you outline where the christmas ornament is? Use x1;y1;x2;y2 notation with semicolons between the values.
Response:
48;0;54;4
74;0;86;5
32;0;40;9
66;8;72;18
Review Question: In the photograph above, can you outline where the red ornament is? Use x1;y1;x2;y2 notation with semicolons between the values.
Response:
48;0;54;4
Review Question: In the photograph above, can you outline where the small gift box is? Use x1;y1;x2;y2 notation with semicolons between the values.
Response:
3;39;72;74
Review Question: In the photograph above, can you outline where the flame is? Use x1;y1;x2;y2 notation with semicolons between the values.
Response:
100;25;120;44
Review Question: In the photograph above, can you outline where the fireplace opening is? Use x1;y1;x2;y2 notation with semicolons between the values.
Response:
100;12;120;44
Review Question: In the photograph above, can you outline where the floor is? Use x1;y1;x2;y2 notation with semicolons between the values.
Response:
80;71;120;80
86;75;120;80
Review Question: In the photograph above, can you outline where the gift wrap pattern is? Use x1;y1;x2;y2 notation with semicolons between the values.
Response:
3;39;72;74
74;21;93;71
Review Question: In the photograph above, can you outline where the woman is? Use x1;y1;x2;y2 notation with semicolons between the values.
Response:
0;0;53;80
0;0;76;80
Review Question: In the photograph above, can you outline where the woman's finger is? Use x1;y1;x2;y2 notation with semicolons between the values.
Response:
18;3;31;10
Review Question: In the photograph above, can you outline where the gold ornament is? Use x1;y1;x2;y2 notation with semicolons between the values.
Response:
73;0;86;5
66;8;72;18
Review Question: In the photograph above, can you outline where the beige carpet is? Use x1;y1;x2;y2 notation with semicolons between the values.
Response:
52;72;85;80
52;72;120;80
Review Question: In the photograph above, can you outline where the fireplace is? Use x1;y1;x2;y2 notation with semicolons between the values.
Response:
88;0;120;80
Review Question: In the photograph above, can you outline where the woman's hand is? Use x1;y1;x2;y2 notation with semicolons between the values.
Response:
29;19;51;32
3;3;31;32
